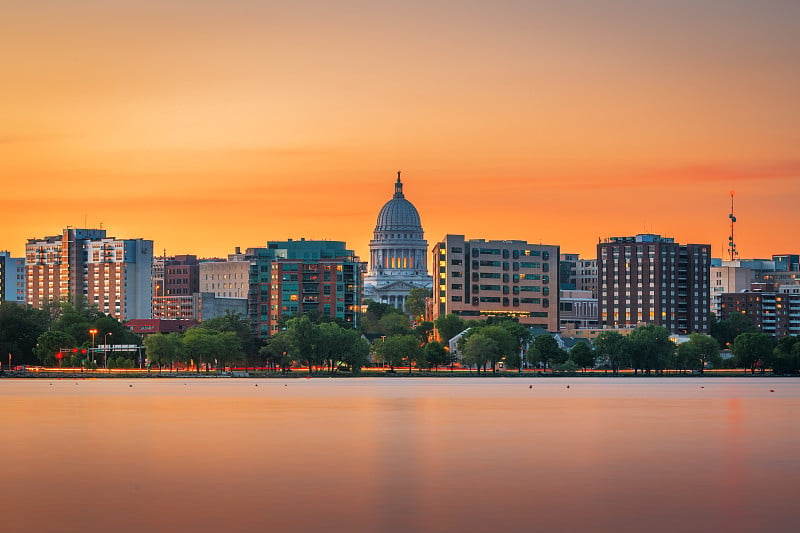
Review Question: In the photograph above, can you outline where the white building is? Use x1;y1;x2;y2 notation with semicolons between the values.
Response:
363;173;433;309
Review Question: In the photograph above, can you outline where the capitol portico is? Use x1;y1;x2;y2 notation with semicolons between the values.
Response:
363;173;433;309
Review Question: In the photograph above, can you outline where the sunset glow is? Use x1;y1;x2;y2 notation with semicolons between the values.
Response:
2;1;799;261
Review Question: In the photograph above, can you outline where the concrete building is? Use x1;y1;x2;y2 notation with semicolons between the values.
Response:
0;251;25;304
200;258;250;299
431;235;560;331
246;240;364;338
26;228;153;320
153;254;200;320
268;255;363;334
576;258;598;297
719;283;800;337
194;292;248;321
559;253;579;290
598;234;710;334
363;173;433;309
710;265;752;316
559;289;598;330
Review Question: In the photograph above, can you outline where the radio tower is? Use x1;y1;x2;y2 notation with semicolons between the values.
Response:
727;191;738;261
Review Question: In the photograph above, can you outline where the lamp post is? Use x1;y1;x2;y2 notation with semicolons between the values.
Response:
89;328;98;366
104;332;113;369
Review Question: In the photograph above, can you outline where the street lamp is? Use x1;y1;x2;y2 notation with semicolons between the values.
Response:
89;328;98;367
104;332;113;369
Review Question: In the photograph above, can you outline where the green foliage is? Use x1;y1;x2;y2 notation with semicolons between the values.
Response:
405;288;431;319
260;331;294;372
462;332;498;373
569;342;595;371
286;315;324;373
434;313;467;343
34;330;76;366
593;331;630;374
0;304;48;366
628;324;674;374
732;332;774;373
553;359;579;373
379;312;412;336
684;333;721;372
375;334;420;371
414;321;434;345
143;333;183;370
423;340;449;371
526;334;560;370
711;312;759;348
772;337;800;374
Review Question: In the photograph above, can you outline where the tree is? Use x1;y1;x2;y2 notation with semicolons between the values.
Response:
260;331;294;373
772;336;800;375
201;311;261;370
0;304;48;366
434;314;467;344
628;324;674;374
414;321;434;345
423;341;449;372
143;333;183;371
405;288;430;320
375;334;419;372
339;329;370;375
498;321;532;373
527;334;560;371
711;312;758;348
569;342;595;372
378;312;412;337
182;327;214;372
286;315;324;374
462;332;498;374
476;325;517;373
317;322;350;374
594;331;629;374
683;333;721;373
732;332;774;374
34;330;76;366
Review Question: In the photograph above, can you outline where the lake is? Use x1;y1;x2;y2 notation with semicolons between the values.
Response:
2;377;799;532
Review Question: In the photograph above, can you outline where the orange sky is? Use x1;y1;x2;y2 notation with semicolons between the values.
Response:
2;1;799;264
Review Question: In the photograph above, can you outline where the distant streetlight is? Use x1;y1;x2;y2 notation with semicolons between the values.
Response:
89;328;98;365
104;332;113;369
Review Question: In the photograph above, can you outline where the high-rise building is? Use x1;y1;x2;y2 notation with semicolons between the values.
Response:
246;240;364;338
710;265;752;317
576;258;598;297
152;254;200;319
719;283;800;337
0;251;25;304
431;235;560;331
363;173;432;309
598;234;710;334
26;228;153;320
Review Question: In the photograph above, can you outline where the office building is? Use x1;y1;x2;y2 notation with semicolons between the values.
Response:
26;228;153;320
431;235;560;331
598;234;710;334
0;251;25;304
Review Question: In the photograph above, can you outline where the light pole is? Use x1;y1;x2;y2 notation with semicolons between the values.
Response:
104;332;113;369
89;328;98;366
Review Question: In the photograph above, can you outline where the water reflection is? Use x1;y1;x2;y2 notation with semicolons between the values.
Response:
1;378;798;532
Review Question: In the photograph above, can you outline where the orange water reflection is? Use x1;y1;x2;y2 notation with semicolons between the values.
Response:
2;378;799;533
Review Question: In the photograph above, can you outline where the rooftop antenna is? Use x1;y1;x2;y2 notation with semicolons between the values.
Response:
728;190;738;261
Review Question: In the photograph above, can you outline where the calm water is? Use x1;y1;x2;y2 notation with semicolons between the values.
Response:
2;377;799;533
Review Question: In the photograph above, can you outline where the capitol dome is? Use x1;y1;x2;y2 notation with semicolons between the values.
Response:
363;172;433;309
375;178;422;232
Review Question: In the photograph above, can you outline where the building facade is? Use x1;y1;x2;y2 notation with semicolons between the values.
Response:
363;173;432;309
576;258;598;297
559;289;598;330
200;259;250;299
153;254;200;319
26;228;153;320
246;240;364;338
598;234;710;334
431;235;560;331
710;265;752;317
719;283;800;337
0;251;25;304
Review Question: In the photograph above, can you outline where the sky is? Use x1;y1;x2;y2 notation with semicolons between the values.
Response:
2;0;799;263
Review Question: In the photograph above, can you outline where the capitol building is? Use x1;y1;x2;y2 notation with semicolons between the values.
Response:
363;173;433;309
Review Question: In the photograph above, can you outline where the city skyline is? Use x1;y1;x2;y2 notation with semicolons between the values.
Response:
3;1;799;262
